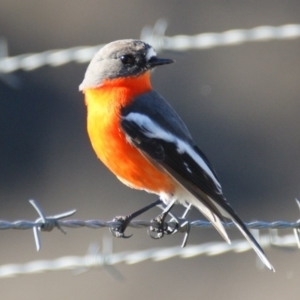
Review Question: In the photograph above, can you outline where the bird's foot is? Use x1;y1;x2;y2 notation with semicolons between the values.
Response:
109;216;133;239
148;203;192;247
148;213;178;239
109;199;163;239
148;199;177;239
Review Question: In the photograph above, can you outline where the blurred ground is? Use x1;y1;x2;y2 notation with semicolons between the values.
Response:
1;1;300;299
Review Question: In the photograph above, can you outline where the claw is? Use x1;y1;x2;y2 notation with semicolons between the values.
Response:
109;199;163;239
109;216;133;239
147;203;192;246
148;215;167;239
148;213;178;239
147;228;164;239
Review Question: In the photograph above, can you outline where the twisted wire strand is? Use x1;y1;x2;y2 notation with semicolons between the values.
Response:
0;233;296;278
1;23;300;73
0;218;299;230
6;197;300;252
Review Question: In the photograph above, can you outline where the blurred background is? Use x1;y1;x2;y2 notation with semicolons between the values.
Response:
1;1;300;299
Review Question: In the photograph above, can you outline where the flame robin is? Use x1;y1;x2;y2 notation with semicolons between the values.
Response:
80;39;274;271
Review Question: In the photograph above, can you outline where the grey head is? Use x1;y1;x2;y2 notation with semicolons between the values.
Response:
79;39;174;91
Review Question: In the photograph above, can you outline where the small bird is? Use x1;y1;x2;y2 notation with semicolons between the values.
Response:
80;39;274;271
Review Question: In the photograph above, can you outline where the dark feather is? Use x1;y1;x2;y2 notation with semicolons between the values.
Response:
120;91;274;271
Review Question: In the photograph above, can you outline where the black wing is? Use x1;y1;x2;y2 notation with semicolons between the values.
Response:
120;91;274;271
121;91;226;217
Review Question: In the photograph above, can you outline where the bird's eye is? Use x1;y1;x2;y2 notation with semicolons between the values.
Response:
120;54;135;64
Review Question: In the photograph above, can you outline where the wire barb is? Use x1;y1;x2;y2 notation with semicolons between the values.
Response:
140;19;169;50
178;203;192;247
293;198;300;248
74;237;124;281
0;38;21;88
29;199;76;251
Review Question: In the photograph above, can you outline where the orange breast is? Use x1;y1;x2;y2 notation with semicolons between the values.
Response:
84;73;176;195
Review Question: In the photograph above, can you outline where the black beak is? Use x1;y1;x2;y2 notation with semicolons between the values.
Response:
148;56;174;68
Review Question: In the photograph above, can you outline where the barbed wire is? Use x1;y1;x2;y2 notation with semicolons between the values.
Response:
1;199;300;253
1;21;300;74
1;20;300;279
3;218;300;231
0;232;297;279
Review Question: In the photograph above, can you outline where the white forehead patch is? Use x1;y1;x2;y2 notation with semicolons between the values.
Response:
145;47;157;61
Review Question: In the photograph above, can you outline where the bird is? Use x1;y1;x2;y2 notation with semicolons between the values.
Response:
79;39;274;271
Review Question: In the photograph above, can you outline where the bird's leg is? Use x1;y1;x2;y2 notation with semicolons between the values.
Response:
109;198;162;238
148;199;177;239
156;202;179;222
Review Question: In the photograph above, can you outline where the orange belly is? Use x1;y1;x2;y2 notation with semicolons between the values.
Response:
84;75;176;195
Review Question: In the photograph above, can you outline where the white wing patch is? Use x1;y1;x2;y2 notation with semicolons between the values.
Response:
145;47;157;61
123;112;222;193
